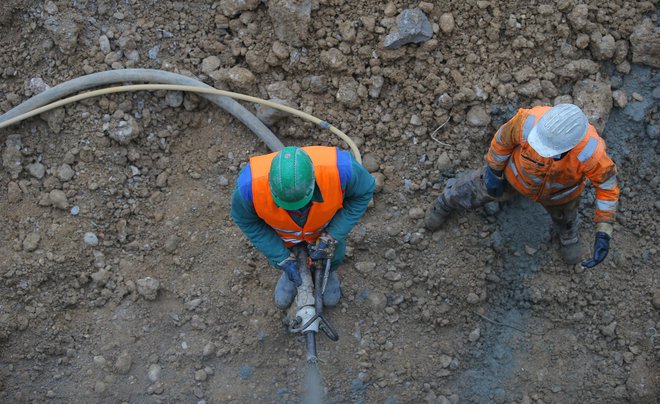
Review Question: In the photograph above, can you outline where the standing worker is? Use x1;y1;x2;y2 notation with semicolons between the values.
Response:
231;146;375;309
425;104;619;267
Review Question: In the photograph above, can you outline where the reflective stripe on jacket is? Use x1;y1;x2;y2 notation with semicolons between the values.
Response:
486;106;619;223
250;146;344;247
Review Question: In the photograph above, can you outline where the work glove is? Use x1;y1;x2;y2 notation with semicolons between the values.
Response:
278;254;302;287
582;232;610;269
484;166;505;198
309;233;337;261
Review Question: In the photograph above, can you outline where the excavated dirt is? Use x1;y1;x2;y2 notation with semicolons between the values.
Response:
0;1;658;403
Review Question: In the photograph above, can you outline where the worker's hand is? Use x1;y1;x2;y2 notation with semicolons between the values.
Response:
581;232;610;268
484;166;505;198
278;254;302;287
309;233;337;260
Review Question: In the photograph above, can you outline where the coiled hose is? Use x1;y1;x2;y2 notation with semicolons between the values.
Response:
0;69;361;162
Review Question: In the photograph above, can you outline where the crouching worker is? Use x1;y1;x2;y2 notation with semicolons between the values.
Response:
231;146;374;309
425;104;619;267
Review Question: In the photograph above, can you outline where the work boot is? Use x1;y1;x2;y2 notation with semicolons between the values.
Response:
559;239;587;265
274;272;297;310
322;271;341;307
424;195;453;231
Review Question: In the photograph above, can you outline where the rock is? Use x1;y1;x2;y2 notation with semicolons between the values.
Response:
466;105;491;127
409;207;425;219
567;4;589;31
384;270;401;281
439;13;455;34
194;369;208;381
148;364;161;383
336;77;360;108
99;35;111;54
137;277;160;300
255;98;292;126
629;20;660;68
355;262;376;273
557;59;599;79
372;172;385;193
164;234;180;253
436;152;452;170
572;79;612;133
218;175;229;187
27;162;46;179
612;90;628;108
185;298;203;311
303;75;327;93
513;66;536;83
49;190;69;209
23;232;41;252
114;351;132;374
410;115;422;126
268;0;312;47
369;76;384;98
484;201;500;215
111;117;141;144
84;232;99;246
652;289;660;309
601;321;617;337
44;14;80;54
57;164;75;181
3;136;24;179
362;154;379;173
165;91;184;108
436;93;453;109
94;381;106;394
366;290;387;310
517;79;542;97
216;67;256;91
439;354;452;368
468;327;481;342
590;32;615;60
466;293;479;304
91;269;109;286
42;107;65;133
201;56;221;73
320;48;347;71
626;357;656;400
383;9;433;49
220;0;260;16
7;182;22;203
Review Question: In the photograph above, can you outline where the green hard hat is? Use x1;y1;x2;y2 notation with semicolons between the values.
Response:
269;146;315;210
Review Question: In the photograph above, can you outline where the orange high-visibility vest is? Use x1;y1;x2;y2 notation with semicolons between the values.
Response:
250;146;344;247
487;106;619;223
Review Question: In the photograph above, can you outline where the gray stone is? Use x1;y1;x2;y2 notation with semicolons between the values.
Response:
164;234;180;253
384;9;433;49
466;293;480;304
369;76;384;98
2;136;24;179
114;351;132;374
255;98;292;126
439;13;455;34
27;162;46;179
215;67;256;91
409;207;425;219
336;77;360;107
268;0;312;47
590;32;615;60
372;172;385;193
468;327;481;342
355;262;376;273
91;269;109;286
572;79;612;133
366;291;387;310
44;14;80;54
612;90;627;108
57;164;75;181
7;182;22;203
220;0;260;17
111;117;141;144
165;91;184;108
49;189;68;209
137;277;160;300
630;21;660;68
436;152;452;170
148;364;161;383
466;105;491;127
185;298;203;311
362;154;379;173
201;56;221;73
84;232;99;246
23;232;41;252
194;369;208;381
626;357;656;399
99;35;111;54
320;48;347;71
652;289;660;309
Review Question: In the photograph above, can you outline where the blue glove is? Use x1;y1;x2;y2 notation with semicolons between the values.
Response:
581;232;610;268
309;233;337;260
484;166;505;197
278;255;302;287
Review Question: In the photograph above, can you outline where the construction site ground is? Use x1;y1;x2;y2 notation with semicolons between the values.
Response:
0;1;658;403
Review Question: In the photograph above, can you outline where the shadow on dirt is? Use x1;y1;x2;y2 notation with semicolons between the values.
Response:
460;197;549;402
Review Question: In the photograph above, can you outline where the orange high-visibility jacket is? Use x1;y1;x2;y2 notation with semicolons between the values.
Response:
486;106;619;223
250;146;344;247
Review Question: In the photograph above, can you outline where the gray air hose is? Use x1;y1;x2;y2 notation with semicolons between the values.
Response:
0;69;285;152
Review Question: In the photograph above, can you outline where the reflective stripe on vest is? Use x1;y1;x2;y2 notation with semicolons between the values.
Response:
489;149;510;163
578;137;598;162
522;115;536;142
550;185;580;201
596;199;617;211
598;175;617;190
250;146;344;247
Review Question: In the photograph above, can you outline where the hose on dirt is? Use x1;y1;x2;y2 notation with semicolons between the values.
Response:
0;69;362;162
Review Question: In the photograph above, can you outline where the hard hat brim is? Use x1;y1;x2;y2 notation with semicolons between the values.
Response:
272;188;314;211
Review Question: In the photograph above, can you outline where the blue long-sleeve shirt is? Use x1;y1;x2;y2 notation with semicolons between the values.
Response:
231;148;375;267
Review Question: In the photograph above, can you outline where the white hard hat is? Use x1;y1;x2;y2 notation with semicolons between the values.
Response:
527;104;589;157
